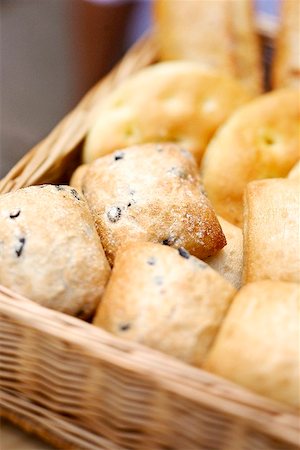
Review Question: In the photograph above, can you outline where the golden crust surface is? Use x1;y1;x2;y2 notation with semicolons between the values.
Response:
82;143;226;265
243;178;300;284
154;0;262;95
204;281;300;409
83;61;251;165
93;241;236;366
201;88;300;226
0;185;111;318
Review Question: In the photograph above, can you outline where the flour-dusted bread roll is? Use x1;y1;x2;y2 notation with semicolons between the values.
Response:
93;242;236;366
204;281;300;409
272;0;300;89
243;179;300;284
201;89;300;226
82;143;226;265
288;160;300;181
154;0;262;95
70;164;88;194
0;185;111;318
83;61;251;165
204;216;243;290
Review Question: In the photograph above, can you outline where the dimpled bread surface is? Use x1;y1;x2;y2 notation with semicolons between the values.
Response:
243;178;300;284
83;61;252;165
204;281;300;409
93;242;236;366
0;185;111;318
82;143;226;265
201;88;300;226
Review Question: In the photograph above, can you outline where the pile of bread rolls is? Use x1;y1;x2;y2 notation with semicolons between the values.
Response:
0;0;299;410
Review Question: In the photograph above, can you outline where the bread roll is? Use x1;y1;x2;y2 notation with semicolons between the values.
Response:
70;164;88;194
204;281;300;409
243;178;300;284
154;0;262;95
201;88;300;226
0;185;110;318
288;160;300;181
205;216;243;289
83;61;251;165
93;242;236;366
82;143;226;265
272;0;300;88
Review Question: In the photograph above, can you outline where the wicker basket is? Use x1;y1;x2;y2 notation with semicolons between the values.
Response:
0;31;299;450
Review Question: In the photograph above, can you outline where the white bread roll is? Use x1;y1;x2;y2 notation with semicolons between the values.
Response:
204;281;300;409
243;178;300;284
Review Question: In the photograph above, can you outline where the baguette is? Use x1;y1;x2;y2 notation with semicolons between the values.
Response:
154;0;262;95
272;0;300;88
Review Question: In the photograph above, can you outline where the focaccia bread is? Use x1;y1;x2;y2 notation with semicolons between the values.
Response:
201;88;300;226
93;242;236;366
82;143;226;265
243;178;300;284
83;61;251;165
272;0;300;88
0;185;111;318
204;216;243;290
204;281;300;409
154;0;262;95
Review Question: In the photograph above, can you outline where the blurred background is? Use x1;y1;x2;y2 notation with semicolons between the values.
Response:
0;0;278;178
0;0;152;177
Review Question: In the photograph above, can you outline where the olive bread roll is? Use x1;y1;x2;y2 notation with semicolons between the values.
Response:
0;185;111;318
82;143;226;265
69;164;88;194
93;242;236;366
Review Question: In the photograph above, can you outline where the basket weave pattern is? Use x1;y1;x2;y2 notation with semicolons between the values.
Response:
0;36;299;450
1;287;299;450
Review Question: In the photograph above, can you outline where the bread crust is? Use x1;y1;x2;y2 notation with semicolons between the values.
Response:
93;241;236;366
69;164;88;194
205;216;243;289
201;88;300;226
83;61;251;165
0;185;111;318
154;0;262;95
243;178;300;284
272;0;300;88
82;143;226;265
288;160;300;181
204;281;300;409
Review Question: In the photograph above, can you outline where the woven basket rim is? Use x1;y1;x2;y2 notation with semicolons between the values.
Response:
1;285;299;446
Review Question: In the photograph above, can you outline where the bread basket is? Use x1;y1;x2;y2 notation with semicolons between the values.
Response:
1;27;299;450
